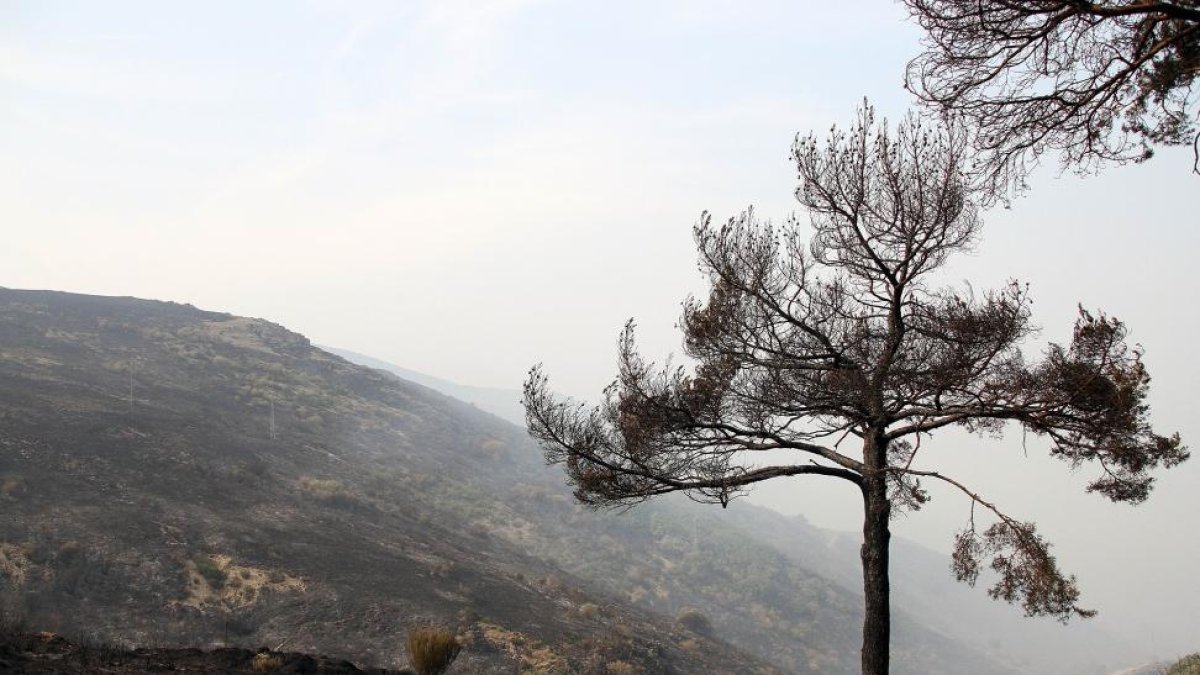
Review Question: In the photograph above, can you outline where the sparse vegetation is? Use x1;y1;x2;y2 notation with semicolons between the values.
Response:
298;477;345;501
429;560;455;579
298;476;361;509
1168;653;1200;675
605;660;642;675
406;626;462;675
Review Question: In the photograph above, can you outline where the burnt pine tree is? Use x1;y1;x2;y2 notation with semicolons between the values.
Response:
522;103;1187;675
903;0;1200;200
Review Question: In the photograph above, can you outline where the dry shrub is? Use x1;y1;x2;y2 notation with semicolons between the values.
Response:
430;560;455;579
407;626;462;675
252;651;283;671
675;607;712;636
0;478;21;499
676;638;701;653
298;476;360;508
606;660;643;675
298;477;343;500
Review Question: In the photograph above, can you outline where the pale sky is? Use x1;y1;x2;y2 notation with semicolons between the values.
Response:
4;0;1198;662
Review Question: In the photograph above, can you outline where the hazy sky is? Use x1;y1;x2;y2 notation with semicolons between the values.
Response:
4;0;1198;660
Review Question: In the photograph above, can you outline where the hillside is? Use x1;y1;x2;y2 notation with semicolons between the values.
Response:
341;348;1142;675
322;347;526;427
0;289;1012;674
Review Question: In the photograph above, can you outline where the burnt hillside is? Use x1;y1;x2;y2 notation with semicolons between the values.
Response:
0;289;1011;674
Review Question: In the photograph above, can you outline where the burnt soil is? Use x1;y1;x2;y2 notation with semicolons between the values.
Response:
0;631;411;674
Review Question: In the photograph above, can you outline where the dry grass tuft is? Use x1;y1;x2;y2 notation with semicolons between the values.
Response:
605;660;643;674
252;651;283;671
406;625;461;675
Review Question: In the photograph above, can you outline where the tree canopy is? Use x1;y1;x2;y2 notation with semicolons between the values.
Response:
904;0;1200;198
523;102;1187;674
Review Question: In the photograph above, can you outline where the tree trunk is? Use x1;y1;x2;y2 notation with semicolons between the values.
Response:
860;447;892;674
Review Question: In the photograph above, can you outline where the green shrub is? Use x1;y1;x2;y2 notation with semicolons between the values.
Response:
194;555;227;589
406;626;461;675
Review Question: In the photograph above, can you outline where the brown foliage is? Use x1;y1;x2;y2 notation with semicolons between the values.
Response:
952;519;1093;621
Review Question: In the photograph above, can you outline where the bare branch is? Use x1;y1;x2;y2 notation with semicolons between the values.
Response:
904;0;1200;200
894;467;1095;621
